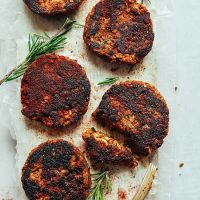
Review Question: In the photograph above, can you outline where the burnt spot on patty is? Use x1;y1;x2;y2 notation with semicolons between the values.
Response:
82;128;138;167
21;54;91;128
21;140;91;200
93;81;169;156
83;0;154;65
23;0;84;15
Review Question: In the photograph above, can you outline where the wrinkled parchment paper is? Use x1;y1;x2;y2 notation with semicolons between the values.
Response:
0;0;175;199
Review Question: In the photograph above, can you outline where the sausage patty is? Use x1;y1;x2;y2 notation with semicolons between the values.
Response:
21;140;91;200
83;0;154;65
23;0;84;15
82;128;137;167
21;54;91;128
93;81;169;155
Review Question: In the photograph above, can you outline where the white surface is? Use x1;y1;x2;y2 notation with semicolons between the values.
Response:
1;0;159;199
0;0;199;200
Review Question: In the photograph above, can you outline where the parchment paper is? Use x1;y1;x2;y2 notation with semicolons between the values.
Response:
0;0;175;199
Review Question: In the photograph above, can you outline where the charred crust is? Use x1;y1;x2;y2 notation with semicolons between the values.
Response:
21;140;91;200
86;137;132;164
21;53;91;128
83;0;154;65
93;81;169;156
23;0;84;16
82;128;137;166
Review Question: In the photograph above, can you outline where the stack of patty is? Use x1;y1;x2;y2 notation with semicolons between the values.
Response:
93;81;169;156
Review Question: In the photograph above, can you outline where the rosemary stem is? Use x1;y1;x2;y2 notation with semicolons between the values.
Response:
0;63;23;85
53;26;67;38
54;19;75;37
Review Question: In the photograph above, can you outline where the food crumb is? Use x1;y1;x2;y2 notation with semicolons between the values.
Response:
179;163;184;168
118;188;127;200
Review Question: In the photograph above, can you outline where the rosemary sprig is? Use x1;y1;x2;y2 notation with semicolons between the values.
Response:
133;163;157;200
89;171;112;200
0;18;76;85
98;77;119;86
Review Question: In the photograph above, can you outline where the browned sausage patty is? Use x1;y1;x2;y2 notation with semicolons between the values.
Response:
21;140;91;200
23;0;84;15
21;54;91;128
82;128;137;167
83;0;154;65
93;81;169;155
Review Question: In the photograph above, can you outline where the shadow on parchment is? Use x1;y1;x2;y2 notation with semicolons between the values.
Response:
23;115;84;137
83;44;147;76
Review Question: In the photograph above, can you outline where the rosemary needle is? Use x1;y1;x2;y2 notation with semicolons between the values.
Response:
89;171;112;200
98;77;119;86
0;18;76;86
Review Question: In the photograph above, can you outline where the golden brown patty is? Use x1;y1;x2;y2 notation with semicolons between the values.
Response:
23;0;84;15
82;128;137;167
21;54;91;128
93;81;169;155
83;0;154;65
21;140;91;200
